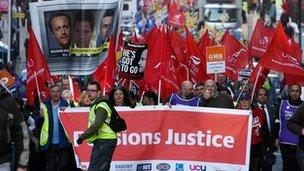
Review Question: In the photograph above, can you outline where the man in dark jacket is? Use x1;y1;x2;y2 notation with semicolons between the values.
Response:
0;89;29;170
250;88;277;171
37;84;74;171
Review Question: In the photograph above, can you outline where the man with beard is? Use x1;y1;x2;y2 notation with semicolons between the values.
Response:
168;81;201;107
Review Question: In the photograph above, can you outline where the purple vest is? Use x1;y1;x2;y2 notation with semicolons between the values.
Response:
279;100;299;145
169;93;201;107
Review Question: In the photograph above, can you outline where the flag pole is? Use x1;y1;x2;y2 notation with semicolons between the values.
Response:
235;78;249;105
251;66;263;101
7;0;12;63
34;71;42;104
68;76;75;101
140;91;145;104
158;79;161;105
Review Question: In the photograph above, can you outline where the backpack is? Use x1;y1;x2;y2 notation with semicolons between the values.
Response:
95;100;127;133
0;105;14;145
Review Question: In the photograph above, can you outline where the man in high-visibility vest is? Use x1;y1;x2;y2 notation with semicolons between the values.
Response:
38;84;75;171
77;80;117;171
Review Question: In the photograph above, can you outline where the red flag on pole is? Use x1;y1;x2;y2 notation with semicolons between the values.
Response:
26;27;52;106
248;19;274;59
93;35;117;95
185;27;208;83
198;30;216;55
261;23;304;76
221;32;248;81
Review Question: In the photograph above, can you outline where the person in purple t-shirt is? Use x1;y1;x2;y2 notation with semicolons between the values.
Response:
168;81;201;107
277;84;303;171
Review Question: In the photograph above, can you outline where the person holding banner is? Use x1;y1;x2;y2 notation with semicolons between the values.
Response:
77;81;117;171
168;81;201;107
201;79;234;109
108;87;133;107
38;85;76;171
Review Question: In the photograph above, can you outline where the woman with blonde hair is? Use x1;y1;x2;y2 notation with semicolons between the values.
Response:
78;91;92;107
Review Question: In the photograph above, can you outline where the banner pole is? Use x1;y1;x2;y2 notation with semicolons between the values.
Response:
34;71;42;104
68;76;75;101
251;66;263;101
235;78;249;105
158;79;161;105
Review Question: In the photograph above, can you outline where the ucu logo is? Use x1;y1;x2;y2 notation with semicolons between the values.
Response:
189;164;206;171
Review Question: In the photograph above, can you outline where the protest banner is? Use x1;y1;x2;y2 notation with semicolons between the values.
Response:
0;68;15;88
59;106;252;171
29;0;122;75
119;42;148;79
206;46;225;74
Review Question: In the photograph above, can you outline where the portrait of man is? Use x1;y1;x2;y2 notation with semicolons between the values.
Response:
48;13;71;49
138;49;147;73
73;12;95;48
96;10;114;47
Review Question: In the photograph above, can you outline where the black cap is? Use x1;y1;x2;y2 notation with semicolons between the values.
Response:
239;94;251;101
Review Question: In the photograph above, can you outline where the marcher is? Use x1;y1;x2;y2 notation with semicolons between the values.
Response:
201;79;234;108
168;80;201;107
0;88;29;171
250;88;277;171
37;84;76;171
77;81;117;171
277;84;302;171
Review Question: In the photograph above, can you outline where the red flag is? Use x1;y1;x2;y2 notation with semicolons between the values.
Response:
26;27;52;106
169;30;187;65
168;30;188;82
185;27;208;83
168;1;185;27
261;23;304;76
93;35;117;94
248;19;274;59
249;62;270;91
198;30;216;55
282;39;304;85
221;32;248;81
144;27;180;99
